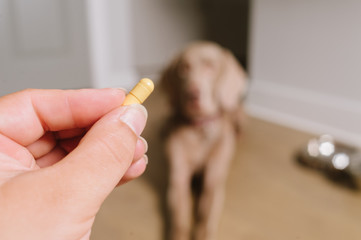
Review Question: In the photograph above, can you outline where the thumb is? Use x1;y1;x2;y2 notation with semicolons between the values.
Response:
51;104;147;208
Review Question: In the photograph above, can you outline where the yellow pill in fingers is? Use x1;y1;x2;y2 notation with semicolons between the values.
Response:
122;78;154;106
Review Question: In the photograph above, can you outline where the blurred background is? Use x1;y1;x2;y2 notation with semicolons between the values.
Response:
1;0;361;239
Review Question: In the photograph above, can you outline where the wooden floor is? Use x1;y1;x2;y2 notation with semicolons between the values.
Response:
91;89;361;240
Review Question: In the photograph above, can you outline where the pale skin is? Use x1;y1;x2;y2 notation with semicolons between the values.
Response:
0;88;148;240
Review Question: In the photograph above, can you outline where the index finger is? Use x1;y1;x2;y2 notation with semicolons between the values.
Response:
0;88;125;146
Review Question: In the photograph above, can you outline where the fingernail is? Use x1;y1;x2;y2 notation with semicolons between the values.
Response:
139;136;148;153
117;88;128;94
119;104;148;135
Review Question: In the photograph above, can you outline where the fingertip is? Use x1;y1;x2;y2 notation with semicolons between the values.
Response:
117;155;148;186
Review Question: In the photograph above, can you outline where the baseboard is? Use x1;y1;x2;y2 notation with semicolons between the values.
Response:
245;80;361;147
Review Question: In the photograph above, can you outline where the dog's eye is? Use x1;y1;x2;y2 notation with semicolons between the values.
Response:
178;63;191;79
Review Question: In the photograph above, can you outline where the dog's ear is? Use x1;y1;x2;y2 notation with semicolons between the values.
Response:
159;54;183;113
217;49;247;111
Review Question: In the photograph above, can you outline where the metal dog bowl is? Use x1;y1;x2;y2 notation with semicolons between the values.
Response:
296;135;361;189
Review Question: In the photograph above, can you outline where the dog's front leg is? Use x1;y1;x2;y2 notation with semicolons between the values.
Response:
168;171;192;240
194;133;235;240
167;142;193;240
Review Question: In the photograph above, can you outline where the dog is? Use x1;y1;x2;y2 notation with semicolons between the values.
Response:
160;41;247;240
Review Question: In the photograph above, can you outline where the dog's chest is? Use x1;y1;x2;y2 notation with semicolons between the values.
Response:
178;120;225;169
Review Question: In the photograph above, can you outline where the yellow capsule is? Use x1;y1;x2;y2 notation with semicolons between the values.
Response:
122;78;154;105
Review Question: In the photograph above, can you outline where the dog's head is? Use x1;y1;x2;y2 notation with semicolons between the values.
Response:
160;41;247;123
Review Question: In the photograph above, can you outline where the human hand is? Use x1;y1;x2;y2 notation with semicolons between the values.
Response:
0;88;148;240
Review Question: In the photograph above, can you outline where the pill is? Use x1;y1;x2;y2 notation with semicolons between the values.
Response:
122;78;154;105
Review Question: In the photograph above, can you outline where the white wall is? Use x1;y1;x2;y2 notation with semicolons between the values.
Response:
0;0;91;96
247;0;361;147
131;0;205;80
